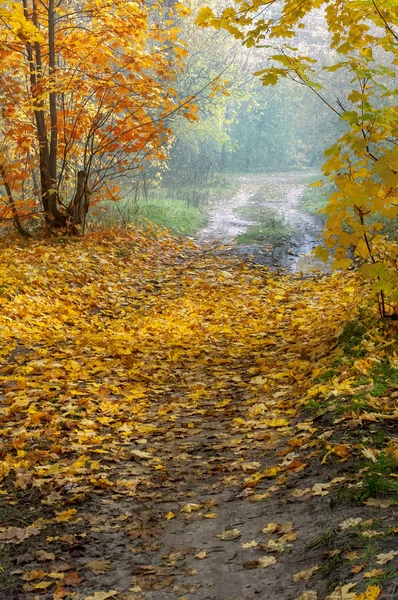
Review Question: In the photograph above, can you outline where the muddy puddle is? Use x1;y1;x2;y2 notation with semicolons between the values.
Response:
197;172;329;273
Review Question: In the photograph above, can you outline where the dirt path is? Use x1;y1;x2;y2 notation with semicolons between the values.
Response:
197;173;327;272
1;233;397;600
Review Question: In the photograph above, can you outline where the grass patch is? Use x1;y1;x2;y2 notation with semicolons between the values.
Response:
360;450;398;499
89;178;243;236
90;194;206;236
299;177;334;218
234;205;292;245
137;199;206;236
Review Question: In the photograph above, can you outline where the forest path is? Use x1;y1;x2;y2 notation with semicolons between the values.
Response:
197;172;327;272
1;233;396;600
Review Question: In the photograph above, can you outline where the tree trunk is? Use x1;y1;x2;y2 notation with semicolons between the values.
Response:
67;171;90;234
0;164;30;237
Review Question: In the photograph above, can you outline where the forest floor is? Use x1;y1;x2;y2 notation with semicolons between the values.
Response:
0;227;397;600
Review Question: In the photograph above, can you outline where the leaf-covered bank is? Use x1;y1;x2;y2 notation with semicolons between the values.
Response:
0;229;397;600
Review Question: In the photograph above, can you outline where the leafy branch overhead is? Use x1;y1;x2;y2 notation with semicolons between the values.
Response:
197;0;398;317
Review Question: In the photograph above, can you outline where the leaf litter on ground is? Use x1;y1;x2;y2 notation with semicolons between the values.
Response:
0;227;397;599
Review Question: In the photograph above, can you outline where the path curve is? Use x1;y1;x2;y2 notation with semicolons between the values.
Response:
197;173;328;272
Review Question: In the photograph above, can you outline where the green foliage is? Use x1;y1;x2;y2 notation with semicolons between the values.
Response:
361;450;398;499
197;0;398;317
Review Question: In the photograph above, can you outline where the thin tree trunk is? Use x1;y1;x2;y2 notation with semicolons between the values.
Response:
48;0;57;190
22;0;65;227
0;164;30;237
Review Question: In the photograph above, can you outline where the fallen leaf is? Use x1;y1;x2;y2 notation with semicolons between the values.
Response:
261;522;279;534
312;482;331;496
84;592;118;600
327;583;357;599
262;418;289;427
376;550;398;565
262;522;293;534
363;498;393;509
364;569;384;578
250;376;268;385
293;565;320;581
181;503;201;513
36;550;56;561
195;550;208;559
248;403;267;417
291;488;311;498
339;517;363;530
55;508;77;523
296;593;318;600
241;540;258;549
64;571;81;586
353;585;381;600
0;525;40;543
257;556;277;568
84;560;113;574
362;448;377;463
216;528;241;540
130;450;152;460
352;563;365;573
165;511;175;520
241;462;261;473
0;461;10;481
21;570;46;581
33;581;53;589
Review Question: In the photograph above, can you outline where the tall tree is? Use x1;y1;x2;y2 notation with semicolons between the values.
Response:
0;0;196;233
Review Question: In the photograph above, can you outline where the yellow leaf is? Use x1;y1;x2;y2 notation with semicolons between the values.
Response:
257;556;277;568
262;419;289;427
33;581;53;589
327;583;357;599
0;462;10;481
84;592;119;600
165;511;175;520
363;569;384;579
292;565;320;581
216;528;241;540
353;585;381;600
181;503;201;513
241;540;258;548
55;509;77;523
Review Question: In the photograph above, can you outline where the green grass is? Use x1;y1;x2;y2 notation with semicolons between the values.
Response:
137;199;206;236
300;184;329;217
88;178;243;236
234;205;292;245
89;195;206;236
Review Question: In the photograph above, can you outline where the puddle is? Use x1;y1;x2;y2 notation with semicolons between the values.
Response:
196;172;329;273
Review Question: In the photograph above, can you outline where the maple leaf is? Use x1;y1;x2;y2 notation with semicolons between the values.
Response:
292;565;320;581
257;556;277;568
375;550;398;565
216;528;241;540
